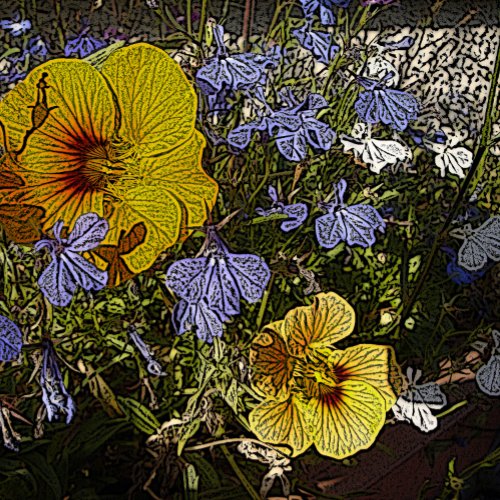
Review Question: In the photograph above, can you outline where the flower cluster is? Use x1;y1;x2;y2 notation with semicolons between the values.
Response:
249;292;401;458
166;227;271;342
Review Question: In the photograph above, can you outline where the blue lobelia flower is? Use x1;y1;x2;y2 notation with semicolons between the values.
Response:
255;185;308;232
172;298;228;343
35;213;109;307
441;246;485;285
0;315;23;362
292;23;340;64
128;326;166;377
228;88;335;162
166;226;270;342
64;30;106;58
354;73;420;131
300;0;351;25
28;36;49;59
0;15;31;37
196;24;280;97
315;179;386;249
40;339;76;424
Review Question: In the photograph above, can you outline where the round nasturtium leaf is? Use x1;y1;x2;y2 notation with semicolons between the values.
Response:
0;315;23;362
0;43;218;286
277;292;355;358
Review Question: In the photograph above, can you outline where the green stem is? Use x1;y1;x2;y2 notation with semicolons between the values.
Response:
255;273;275;332
198;0;208;45
186;0;192;36
400;40;500;324
220;444;261;500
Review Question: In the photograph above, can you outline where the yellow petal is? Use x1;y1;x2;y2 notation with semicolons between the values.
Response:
327;345;399;410
249;394;312;457
101;132;217;276
278;292;355;358
100;43;197;155
144;130;218;228
0;59;115;174
308;379;386;459
250;329;295;399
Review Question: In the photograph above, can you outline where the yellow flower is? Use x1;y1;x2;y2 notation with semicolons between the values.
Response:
249;292;401;459
0;43;218;285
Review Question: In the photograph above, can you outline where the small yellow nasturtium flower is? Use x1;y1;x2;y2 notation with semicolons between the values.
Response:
0;43;218;285
249;292;402;459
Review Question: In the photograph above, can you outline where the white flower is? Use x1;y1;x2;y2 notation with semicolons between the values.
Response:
425;130;473;179
341;123;412;174
391;367;447;433
476;330;500;397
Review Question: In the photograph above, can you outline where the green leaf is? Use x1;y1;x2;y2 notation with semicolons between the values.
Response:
177;418;201;456
20;452;62;499
187;453;221;490
182;463;199;500
117;396;160;435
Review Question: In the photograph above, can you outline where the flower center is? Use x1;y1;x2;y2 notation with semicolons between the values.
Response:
59;135;135;194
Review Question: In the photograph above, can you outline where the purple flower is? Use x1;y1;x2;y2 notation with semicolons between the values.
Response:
28;36;49;59
0;315;23;362
40;339;76;424
172;299;227;343
166;226;270;342
300;0;351;25
315;179;386;249
228;88;335;161
361;0;397;5
354;74;420;131
64;31;106;58
35;213;109;307
196;24;280;96
255;186;308;232
0;15;31;36
441;246;485;285
292;23;340;64
128;326;166;376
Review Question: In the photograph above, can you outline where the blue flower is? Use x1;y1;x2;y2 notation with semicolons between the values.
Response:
64;31;106;58
40;339;76;424
228;88;335;161
441;246;485;285
196;24;280;96
28;36;49;59
0;315;23;362
255;185;309;232
300;0;351;25
35;213;109;307
166;226;270;343
128;326;166;377
292;23;340;64
0;59;26;86
315;179;386;249
354;74;420;131
0;15;31;36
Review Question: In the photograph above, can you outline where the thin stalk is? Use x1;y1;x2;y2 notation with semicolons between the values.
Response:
242;0;255;50
220;444;261;500
255;273;275;332
198;0;208;45
186;0;192;36
400;40;500;324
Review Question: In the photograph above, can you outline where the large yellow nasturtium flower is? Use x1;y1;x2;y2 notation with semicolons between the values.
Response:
249;292;402;459
0;43;218;285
